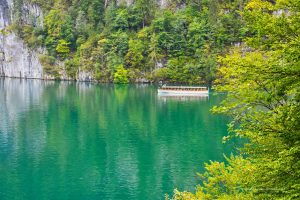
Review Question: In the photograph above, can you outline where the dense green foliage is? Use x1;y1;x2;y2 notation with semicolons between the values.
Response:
113;65;129;83
170;0;300;199
12;0;246;83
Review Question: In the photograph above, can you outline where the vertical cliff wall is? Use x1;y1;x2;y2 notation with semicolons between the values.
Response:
0;0;43;79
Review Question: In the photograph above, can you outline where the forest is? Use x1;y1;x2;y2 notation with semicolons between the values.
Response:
12;0;245;83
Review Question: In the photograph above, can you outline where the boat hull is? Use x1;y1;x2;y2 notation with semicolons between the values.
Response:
158;89;209;96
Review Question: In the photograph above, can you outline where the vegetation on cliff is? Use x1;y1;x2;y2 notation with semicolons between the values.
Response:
13;0;246;83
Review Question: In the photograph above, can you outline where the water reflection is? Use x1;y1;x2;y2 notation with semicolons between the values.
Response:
158;95;209;102
0;78;233;200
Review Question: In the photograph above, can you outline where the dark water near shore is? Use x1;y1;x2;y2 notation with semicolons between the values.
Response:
0;78;234;200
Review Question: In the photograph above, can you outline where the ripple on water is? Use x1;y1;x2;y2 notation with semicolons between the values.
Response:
0;78;233;200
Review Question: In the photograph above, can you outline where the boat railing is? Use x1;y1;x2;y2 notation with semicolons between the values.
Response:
160;86;208;91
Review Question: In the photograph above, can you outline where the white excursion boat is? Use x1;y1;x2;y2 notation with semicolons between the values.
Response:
158;85;209;96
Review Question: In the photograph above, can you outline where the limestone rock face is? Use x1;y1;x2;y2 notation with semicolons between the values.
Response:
0;0;96;81
116;0;134;6
157;0;170;8
0;0;43;78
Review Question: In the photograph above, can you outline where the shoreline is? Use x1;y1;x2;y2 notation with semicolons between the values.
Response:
0;75;154;84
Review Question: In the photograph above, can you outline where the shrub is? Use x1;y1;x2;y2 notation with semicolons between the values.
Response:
114;65;129;84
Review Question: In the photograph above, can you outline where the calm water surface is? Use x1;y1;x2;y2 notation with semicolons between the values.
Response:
0;78;234;200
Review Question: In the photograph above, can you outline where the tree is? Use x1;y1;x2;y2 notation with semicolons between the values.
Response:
44;9;74;56
114;65;129;84
113;8;129;31
125;39;144;69
128;5;144;30
65;57;79;79
170;0;300;199
56;39;70;59
87;0;105;27
136;0;156;27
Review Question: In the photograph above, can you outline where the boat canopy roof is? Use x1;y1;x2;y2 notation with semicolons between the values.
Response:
161;85;208;89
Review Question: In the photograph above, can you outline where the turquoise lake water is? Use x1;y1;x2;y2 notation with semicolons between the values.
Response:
0;78;234;199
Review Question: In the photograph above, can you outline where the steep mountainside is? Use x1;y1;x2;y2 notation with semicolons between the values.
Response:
0;0;246;83
0;0;43;78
